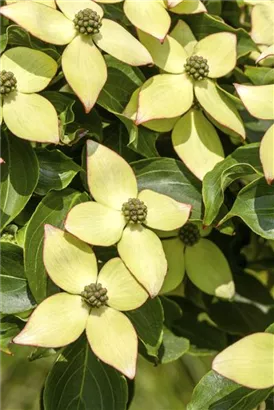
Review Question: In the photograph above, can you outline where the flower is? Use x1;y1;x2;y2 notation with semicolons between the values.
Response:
94;0;206;41
13;225;149;379
0;47;59;143
0;0;153;113
159;222;235;299
64;140;192;297
123;20;246;180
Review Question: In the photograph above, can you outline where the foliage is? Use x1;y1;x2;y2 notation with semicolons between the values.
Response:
0;0;274;409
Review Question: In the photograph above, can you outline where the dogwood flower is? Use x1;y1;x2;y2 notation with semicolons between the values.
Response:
14;225;148;379
159;223;235;299
123;21;246;180
0;46;59;143
0;0;152;113
65;140;191;297
94;0;206;41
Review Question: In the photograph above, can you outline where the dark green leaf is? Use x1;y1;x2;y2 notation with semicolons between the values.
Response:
207;300;273;335
244;66;274;85
203;144;263;226
35;149;81;196
220;178;274;240
0;242;35;314
43;336;128;410
158;328;189;364
132;158;202;220
184;13;258;58
28;347;57;362
24;189;89;303
1;132;39;231
126;297;164;357
105;55;145;86
234;273;274;305
160;296;183;328
0;318;20;355
187;370;272;410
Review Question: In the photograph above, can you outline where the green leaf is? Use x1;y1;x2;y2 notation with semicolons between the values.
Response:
43;336;128;410
207;301;273;335
187;370;272;410
1;132;39;232
0;317;20;355
105;55;145;87
220;178;274;240
203;144;263;226
126;297;164;357
35;149;81;196
0;242;35;314
132;158;202;220
184;13;258;58
234;273;274;306
24;189;89;303
159;328;189;364
244;66;274;85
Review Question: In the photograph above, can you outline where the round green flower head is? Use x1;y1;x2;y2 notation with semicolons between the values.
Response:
122;198;148;224
0;70;17;95
184;55;209;81
81;283;108;308
73;8;102;35
179;223;201;246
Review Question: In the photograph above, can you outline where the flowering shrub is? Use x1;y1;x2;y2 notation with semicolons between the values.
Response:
0;0;274;409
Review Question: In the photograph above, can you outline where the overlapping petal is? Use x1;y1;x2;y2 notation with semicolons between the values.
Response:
65;202;126;246
13;293;89;347
193;33;237;78
118;225;167;297
172;109;224;180
136;73;193;124
56;0;104;20
260;124;274;185
86;140;138;210
169;0;206;14
62;35;107;113
185;238;235;298
43;225;97;294
137;30;187;73
256;45;274;64
195;79;246;139
0;2;76;45
138;189;191;231
5;0;56;7
170;20;197;56
251;3;274;45
160;238;185;294
3;91;59;143
98;258;148;311
93;19;152;66
0;47;57;93
86;306;138;378
234;84;274;120
213;333;274;389
124;0;170;41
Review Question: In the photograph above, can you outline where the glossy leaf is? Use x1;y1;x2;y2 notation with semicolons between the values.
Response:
1;132;39;231
43;336;128;410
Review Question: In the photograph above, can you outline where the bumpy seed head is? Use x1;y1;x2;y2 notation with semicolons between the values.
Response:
73;8;102;35
179;223;201;246
122;198;148;224
184;55;209;81
81;283;108;308
0;70;17;96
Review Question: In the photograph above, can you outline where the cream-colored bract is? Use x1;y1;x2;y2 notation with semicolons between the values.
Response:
251;2;274;46
159;228;235;298
0;47;59;143
260;125;274;185
65;141;191;296
0;0;152;113
213;333;274;389
14;225;148;378
5;0;56;8
172;109;224;180
234;83;274;120
256;45;274;64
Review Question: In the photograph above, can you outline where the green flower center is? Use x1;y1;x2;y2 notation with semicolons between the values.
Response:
81;283;108;308
184;55;209;81
0;70;17;95
122;198;148;224
73;8;102;35
179;223;200;246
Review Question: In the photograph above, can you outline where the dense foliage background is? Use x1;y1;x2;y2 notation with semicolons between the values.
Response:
1;0;273;409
